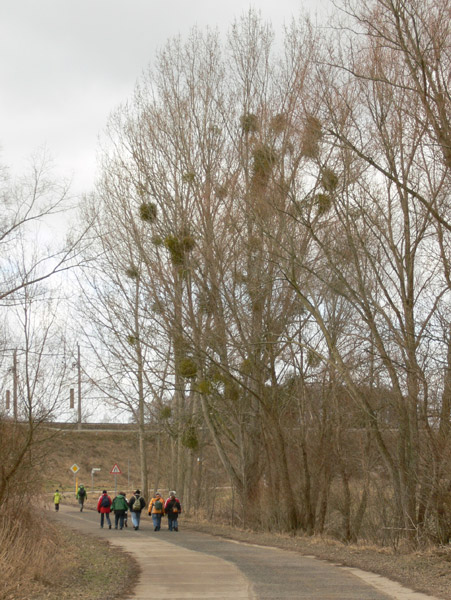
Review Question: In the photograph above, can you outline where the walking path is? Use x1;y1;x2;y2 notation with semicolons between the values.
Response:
51;506;440;599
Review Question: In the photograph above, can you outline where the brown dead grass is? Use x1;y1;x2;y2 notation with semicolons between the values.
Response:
0;502;138;600
31;524;140;600
0;504;63;599
42;428;141;494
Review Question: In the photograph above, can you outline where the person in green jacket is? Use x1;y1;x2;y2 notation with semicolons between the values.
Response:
76;484;87;512
111;492;129;529
53;489;62;511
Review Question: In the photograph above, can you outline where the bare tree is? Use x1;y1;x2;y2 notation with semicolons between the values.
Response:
0;281;71;504
0;153;86;301
0;154;89;505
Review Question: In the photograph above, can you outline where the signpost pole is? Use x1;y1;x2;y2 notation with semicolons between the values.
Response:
110;463;122;496
91;468;101;494
70;464;80;495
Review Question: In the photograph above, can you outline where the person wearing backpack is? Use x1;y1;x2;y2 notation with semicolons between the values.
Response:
148;492;165;531
76;484;87;512
128;489;145;530
164;491;182;531
111;491;129;530
97;490;112;529
53;489;62;511
123;492;128;528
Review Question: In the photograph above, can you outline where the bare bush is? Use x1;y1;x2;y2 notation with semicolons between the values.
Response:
0;499;63;599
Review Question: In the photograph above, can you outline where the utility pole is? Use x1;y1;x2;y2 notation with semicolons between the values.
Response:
77;343;82;430
13;349;18;422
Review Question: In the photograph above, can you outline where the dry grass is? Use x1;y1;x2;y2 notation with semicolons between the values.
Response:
0;502;63;599
0;501;139;600
33;525;139;600
42;428;141;494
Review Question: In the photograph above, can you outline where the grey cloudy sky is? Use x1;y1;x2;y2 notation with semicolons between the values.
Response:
0;0;327;196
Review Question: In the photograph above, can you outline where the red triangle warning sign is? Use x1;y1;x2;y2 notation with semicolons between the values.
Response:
110;463;121;474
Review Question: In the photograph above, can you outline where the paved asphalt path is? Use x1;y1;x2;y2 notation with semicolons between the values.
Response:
50;506;439;600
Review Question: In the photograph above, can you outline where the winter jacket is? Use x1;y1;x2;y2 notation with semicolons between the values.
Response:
164;497;182;519
53;492;62;504
128;494;145;513
76;486;87;501
97;493;112;513
148;496;165;515
111;494;129;512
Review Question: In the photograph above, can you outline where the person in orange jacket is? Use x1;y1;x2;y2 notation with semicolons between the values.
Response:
97;490;112;529
148;491;165;531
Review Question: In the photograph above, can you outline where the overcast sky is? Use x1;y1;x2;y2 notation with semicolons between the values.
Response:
0;0;328;197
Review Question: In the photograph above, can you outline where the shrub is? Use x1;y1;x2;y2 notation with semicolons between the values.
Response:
178;357;198;379
125;266;139;279
240;113;259;134
270;113;287;135
0;500;64;599
321;168;339;192
160;406;172;420
315;193;332;215
139;202;157;223
164;233;196;266
182;172;196;184
301;114;322;159
252;144;277;180
181;425;199;450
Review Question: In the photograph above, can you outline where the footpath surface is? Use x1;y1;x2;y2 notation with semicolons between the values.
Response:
51;506;440;600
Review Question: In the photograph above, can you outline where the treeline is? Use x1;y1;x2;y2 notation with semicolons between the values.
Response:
78;0;451;545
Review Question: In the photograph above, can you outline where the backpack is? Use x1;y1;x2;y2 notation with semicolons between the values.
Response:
100;495;110;508
132;496;142;511
154;499;163;511
78;487;86;498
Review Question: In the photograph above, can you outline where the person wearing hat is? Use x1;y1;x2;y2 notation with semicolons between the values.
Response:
164;491;182;531
148;492;165;531
128;489;146;530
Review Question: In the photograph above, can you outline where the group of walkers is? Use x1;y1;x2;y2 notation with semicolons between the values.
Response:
53;485;182;532
96;489;182;531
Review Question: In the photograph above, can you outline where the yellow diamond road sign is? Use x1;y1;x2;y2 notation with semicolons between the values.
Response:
70;464;80;474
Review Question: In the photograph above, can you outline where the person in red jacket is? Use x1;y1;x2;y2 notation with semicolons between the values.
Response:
164;491;182;531
97;490;112;529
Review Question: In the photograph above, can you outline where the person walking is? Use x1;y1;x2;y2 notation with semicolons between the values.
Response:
128;489;145;530
53;489;62;511
123;493;128;528
111;491;129;530
148;492;165;531
164;491;182;531
97;490;112;529
76;484;87;512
